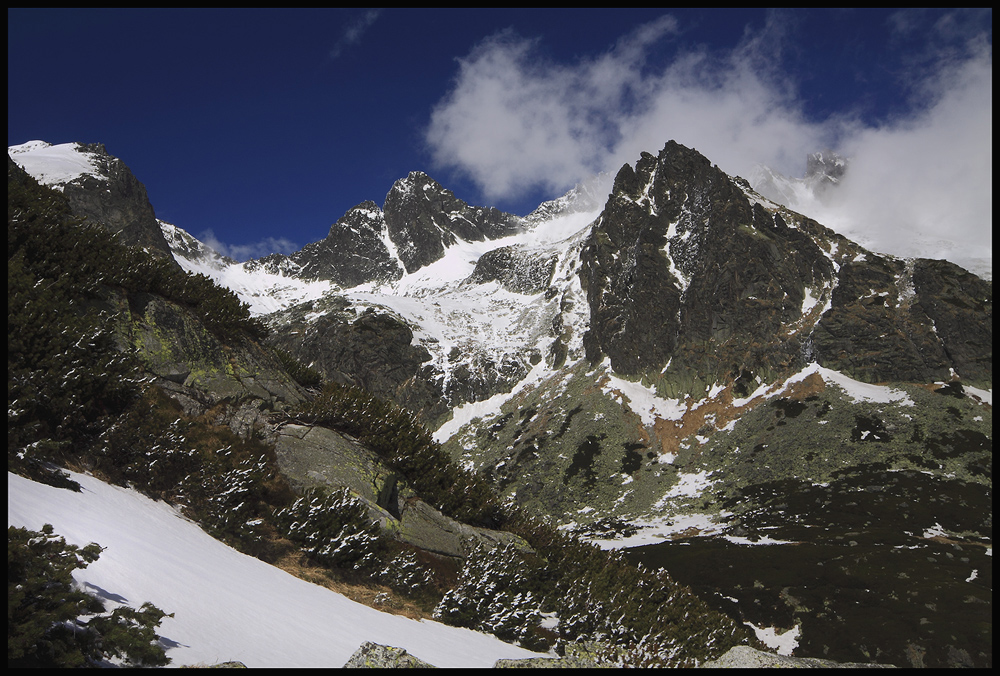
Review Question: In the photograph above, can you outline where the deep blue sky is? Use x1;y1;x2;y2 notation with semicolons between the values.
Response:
8;8;992;264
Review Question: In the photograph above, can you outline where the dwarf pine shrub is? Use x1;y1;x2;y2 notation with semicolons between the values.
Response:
273;486;388;573
293;382;506;528
8;524;172;667
433;543;549;651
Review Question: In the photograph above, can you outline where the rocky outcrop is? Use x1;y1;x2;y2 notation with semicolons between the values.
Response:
466;245;558;295
699;645;896;668
98;288;308;434
383;171;522;273
56;143;174;258
267;304;449;426
286;201;403;286
274;422;530;559
343;642;437;668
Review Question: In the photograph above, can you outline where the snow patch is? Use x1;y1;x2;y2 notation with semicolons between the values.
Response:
602;374;687;427
9;140;102;188
746;622;800;656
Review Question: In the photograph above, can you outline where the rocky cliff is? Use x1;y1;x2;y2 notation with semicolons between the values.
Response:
9;141;174;258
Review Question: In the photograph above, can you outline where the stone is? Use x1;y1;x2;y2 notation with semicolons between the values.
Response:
699;645;896;668
273;423;532;558
343;641;437;668
495;641;614;668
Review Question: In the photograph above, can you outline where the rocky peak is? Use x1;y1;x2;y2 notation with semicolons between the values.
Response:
581;140;988;392
805;149;848;182
382;171;523;273
748;149;850;209
286;200;403;287
523;172;612;226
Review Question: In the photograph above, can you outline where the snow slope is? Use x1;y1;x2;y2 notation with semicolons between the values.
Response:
7;471;547;668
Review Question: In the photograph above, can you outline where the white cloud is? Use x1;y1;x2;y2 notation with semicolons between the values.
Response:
425;11;991;274
796;39;992;270
330;9;382;60
198;229;299;262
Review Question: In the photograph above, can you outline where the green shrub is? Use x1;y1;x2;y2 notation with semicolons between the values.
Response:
273;347;323;389
293;382;506;527
273;486;388;573
433;543;549;651
8;524;172;667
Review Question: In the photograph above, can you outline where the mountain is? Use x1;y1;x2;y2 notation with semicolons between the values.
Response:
748;149;848;209
8;139;991;668
8;140;175;258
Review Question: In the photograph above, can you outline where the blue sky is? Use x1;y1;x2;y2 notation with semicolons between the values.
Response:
7;9;992;268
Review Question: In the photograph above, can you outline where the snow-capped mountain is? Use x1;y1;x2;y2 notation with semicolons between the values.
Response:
9;138;992;668
8;140;174;258
748;149;848;210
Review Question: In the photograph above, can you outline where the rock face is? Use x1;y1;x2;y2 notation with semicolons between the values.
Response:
99;288;308;434
580;141;992;391
266;303;449;426
580;142;834;383
18;142;174;258
466;245;558;295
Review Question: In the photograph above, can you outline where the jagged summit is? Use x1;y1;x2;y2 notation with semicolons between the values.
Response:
382;170;524;273
9;135;992;669
747;149;850;213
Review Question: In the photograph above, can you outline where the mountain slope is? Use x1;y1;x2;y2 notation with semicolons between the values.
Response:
8;140;174;258
7;471;544;668
9;137;991;668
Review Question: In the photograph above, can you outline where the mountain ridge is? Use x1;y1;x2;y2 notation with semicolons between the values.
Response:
8;137;991;668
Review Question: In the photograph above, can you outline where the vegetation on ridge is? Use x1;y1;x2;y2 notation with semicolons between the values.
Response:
7;159;754;666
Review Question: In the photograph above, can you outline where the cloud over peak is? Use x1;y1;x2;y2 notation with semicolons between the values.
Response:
425;10;991;274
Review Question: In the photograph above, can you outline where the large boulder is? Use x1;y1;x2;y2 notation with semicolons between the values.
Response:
700;645;896;668
343;642;437;668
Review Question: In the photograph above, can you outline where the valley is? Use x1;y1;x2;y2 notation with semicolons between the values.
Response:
8;138;991;667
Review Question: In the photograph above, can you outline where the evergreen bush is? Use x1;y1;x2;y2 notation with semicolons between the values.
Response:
433;543;549;651
272;347;323;389
292;382;506;527
8;524;171;667
273;486;388;573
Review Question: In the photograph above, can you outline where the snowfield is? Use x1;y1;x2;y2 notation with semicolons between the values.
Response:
7;471;548;668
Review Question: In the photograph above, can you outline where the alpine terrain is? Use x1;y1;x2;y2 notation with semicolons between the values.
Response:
8;139;991;668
